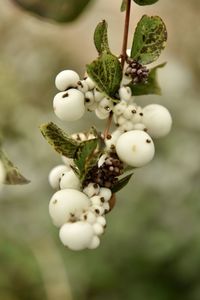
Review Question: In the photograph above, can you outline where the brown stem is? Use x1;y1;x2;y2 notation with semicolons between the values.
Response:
103;0;132;139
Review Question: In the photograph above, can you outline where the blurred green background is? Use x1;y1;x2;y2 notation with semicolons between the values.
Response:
1;0;200;299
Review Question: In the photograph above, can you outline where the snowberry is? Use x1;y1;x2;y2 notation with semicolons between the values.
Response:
55;70;80;91
113;101;127;116
96;216;106;227
88;236;100;249
95;108;110;120
85;77;96;90
0;160;5;185
105;129;123;150
77;80;89;93
90;205;104;216
116;130;155;167
60;170;80;190
49;189;90;227
83;183;100;198
142;104;172;138
117;115;127;126
85;91;95;107
53;89;85;122
59;221;94;251
120;120;134;132
103;202;110;213
123;104;138;120
48;165;71;190
90;195;102;206
80;211;97;224
94;89;104;102
98;98;113;113
99;187;112;202
93;223;104;236
133;123;147;131
119;86;132;102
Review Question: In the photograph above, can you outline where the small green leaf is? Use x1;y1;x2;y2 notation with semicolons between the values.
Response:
87;53;122;98
121;0;127;12
111;173;133;193
131;15;167;65
40;122;79;158
133;0;159;6
94;20;110;55
129;62;166;96
0;150;30;185
74;139;100;181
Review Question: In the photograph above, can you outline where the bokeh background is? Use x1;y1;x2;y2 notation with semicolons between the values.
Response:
1;0;200;299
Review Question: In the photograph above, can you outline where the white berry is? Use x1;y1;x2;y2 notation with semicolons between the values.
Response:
90;195;102;206
94;89;104;102
143;104;172;138
77;80;89;93
83;183;100;198
85;77;96;90
113;101;127;116
49;189;90;227
116;130;155;167
60;170;80;190
119;86;132;102
48;165;71;190
88;236;100;249
59;221;94;251
99;188;112;202
55;70;80;91
80;211;97;224
95;108;109;120
93;223;104;236
96;216;106;227
53;89;85;122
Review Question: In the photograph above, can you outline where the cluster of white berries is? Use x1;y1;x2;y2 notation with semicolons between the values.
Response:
48;161;112;251
53;69;112;122
48;67;172;251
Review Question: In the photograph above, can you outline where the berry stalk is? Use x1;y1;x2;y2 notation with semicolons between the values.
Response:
103;0;131;139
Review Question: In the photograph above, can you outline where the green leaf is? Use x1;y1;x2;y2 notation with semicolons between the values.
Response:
94;20;110;55
129;62;166;96
133;0;159;5
111;173;133;193
121;0;127;12
0;150;30;185
87;53;122;98
74;139;100;181
40;122;79;158
131;15;167;65
13;0;94;23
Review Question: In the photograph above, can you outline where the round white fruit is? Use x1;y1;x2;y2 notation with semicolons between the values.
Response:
88;236;100;249
60;170;80;190
99;188;112;202
85;77;96;90
48;165;71;190
49;189;90;227
116;130;155;167
83;183;100;198
53;89;85;122
59;221;94;251
93;223;104;236
119;86;132;102
95;108;109;120
55;70;80;91
143;104;172;138
96;216;106;227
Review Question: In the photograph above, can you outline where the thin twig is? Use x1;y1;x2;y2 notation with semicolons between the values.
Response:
103;0;132;139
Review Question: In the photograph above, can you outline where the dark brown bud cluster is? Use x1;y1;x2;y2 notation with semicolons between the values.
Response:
83;152;124;189
125;58;149;85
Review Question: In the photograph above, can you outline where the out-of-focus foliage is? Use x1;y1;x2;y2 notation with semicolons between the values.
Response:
13;0;94;22
1;0;200;300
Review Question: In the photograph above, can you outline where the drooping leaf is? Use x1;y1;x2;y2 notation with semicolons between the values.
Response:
0;150;30;185
13;0;94;23
87;53;122;98
74;139;101;181
40;122;79;158
111;173;133;193
133;0;159;5
129;62;166;96
120;0;127;12
131;15;167;65
94;20;110;55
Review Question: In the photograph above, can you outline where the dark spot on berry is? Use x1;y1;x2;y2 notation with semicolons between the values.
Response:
100;197;105;203
62;92;69;98
144;128;148;132
146;139;151;143
93;183;98;189
85;98;90;103
132;110;136;114
139;112;143;116
107;134;112;140
95;209;100;214
53;199;58;204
